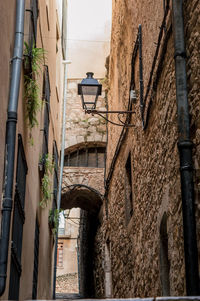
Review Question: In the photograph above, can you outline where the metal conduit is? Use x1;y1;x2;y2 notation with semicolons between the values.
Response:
172;0;199;295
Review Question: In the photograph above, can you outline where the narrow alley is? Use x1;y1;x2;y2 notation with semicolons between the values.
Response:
0;0;200;300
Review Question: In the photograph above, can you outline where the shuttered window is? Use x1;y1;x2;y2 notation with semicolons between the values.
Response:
53;142;59;207
32;218;40;299
26;0;38;49
9;135;28;300
42;66;50;157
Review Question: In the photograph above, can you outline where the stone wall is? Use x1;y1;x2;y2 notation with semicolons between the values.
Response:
62;167;105;196
65;79;107;148
61;73;107;296
94;0;200;298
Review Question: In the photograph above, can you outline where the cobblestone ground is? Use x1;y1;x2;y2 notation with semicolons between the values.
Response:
56;273;79;293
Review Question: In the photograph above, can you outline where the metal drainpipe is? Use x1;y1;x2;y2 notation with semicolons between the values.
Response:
52;60;71;299
0;0;25;296
172;0;199;295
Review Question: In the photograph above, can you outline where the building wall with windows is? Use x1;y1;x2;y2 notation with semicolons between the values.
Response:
57;208;80;277
0;0;64;299
93;0;200;298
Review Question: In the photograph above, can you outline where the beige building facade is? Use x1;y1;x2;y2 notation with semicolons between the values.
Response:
57;208;80;277
0;0;64;299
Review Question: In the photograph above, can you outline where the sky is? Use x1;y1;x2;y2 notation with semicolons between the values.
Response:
66;0;112;78
67;0;112;41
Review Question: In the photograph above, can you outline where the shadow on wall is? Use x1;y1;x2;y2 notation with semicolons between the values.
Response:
78;209;99;298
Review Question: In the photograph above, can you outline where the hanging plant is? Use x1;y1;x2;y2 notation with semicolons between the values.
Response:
48;208;61;235
23;42;46;131
24;42;46;75
24;75;41;129
40;154;54;208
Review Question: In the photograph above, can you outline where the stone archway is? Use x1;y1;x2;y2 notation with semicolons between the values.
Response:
61;185;103;298
60;142;105;297
61;184;103;213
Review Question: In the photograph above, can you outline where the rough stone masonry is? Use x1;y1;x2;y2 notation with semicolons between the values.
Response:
93;0;200;298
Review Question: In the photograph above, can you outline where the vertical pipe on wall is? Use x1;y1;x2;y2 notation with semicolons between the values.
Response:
0;0;25;296
172;0;199;295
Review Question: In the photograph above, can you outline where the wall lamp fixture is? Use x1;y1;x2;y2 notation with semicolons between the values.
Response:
78;72;136;127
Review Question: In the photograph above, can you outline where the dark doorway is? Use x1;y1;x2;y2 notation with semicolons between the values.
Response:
77;209;98;298
160;212;170;296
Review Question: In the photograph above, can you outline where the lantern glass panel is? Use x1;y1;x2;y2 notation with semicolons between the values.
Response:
82;86;98;95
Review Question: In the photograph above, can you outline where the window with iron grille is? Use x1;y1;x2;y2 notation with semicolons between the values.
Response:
53;142;59;208
57;243;64;268
26;0;38;49
32;218;40;299
124;153;133;225
64;147;105;168
41;66;50;171
9;135;28;300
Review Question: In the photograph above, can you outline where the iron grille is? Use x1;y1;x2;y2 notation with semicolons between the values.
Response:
9;135;28;300
64;147;105;168
32;218;40;299
43;103;49;154
42;66;50;156
27;0;38;49
43;66;51;105
31;0;38;44
53;142;59;203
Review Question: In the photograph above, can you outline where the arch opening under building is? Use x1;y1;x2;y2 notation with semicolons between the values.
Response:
57;184;103;298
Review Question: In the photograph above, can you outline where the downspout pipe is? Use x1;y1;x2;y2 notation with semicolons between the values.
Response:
172;0;199;295
52;60;71;299
0;0;25;296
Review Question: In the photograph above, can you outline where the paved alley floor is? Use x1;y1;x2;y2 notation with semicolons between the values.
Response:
56;293;82;299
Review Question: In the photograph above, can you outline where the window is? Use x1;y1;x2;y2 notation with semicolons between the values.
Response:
46;5;50;31
58;212;65;236
42;66;50;159
64;147;105;168
52;142;59;208
32;218;40;299
124;153;133;225
38;66;50;179
26;0;38;48
57;243;64;268
9;135;28;300
160;213;170;295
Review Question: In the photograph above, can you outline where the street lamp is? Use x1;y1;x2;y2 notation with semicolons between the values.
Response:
78;72;136;127
78;72;102;110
